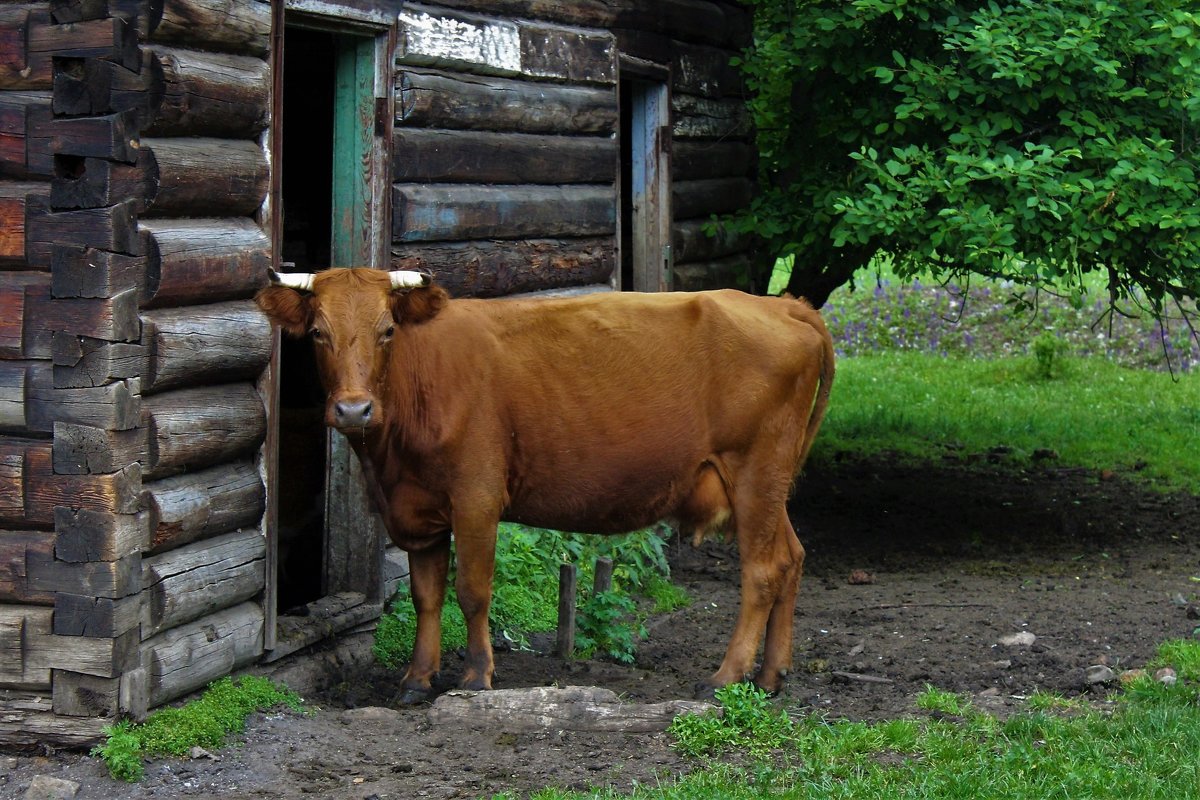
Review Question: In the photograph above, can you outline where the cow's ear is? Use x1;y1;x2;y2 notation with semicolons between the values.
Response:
392;285;448;325
255;285;313;337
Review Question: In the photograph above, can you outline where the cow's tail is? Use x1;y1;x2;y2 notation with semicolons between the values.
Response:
795;300;835;472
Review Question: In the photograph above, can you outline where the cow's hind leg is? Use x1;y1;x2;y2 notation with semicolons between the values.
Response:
697;490;799;699
757;516;804;692
399;536;451;704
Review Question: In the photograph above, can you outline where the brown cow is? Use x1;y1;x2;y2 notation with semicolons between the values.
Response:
256;268;833;703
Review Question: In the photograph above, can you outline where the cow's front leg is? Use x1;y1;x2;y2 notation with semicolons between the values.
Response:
399;536;451;704
452;508;500;691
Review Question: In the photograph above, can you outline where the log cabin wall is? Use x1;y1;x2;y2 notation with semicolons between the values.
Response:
0;0;755;747
1;0;274;747
389;1;755;295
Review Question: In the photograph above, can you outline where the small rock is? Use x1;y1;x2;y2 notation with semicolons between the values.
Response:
1119;669;1147;685
979;687;1001;697
23;775;79;800
341;706;402;724
991;659;1012;669
1085;664;1116;685
998;631;1036;647
847;569;875;585
1185;605;1200;620
1155;667;1177;686
1171;594;1189;607
847;643;865;657
189;746;220;761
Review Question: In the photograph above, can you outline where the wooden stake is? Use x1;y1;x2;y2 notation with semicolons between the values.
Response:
593;556;613;595
556;563;576;658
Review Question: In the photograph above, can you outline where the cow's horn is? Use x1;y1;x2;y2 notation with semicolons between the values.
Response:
268;269;315;292
389;270;431;289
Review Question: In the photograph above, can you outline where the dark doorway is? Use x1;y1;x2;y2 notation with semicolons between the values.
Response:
276;26;336;613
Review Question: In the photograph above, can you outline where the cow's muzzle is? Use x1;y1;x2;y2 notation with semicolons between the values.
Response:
331;398;374;429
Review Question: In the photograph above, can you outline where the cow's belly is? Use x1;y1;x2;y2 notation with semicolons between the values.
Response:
503;443;703;535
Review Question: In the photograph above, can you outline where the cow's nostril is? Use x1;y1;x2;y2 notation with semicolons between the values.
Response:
334;400;373;427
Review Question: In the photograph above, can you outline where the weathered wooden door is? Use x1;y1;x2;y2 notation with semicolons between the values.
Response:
620;73;672;292
266;8;393;658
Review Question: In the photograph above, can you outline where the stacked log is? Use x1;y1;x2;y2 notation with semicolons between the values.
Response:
1;0;273;745
389;1;756;295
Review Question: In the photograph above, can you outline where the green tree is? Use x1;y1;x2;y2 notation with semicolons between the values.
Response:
726;0;1200;327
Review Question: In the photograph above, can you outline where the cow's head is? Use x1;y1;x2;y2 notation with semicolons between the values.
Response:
255;268;447;431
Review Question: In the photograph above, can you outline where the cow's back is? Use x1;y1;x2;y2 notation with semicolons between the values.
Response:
411;290;828;533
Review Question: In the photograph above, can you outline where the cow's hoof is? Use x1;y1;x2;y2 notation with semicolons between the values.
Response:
396;687;435;706
693;681;718;701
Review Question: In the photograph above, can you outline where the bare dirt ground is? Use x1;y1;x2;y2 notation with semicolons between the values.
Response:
4;454;1198;800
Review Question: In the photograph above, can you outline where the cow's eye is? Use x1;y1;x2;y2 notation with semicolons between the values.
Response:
382;326;395;340
309;327;322;339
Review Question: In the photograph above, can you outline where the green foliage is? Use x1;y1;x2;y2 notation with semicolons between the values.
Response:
915;685;972;716
729;0;1200;320
645;575;691;614
1030;329;1068;379
373;523;686;669
91;676;302;782
669;682;796;759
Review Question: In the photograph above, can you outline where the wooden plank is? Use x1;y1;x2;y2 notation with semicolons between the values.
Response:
28;106;140;164
25;198;140;267
673;253;754;292
264;591;378;663
672;93;748;140
27;15;140;72
394;184;615;242
142;460;264;554
27;376;141;431
141;527;265;639
398;68;616;134
673;140;753;182
0;605;52;687
49;152;149;212
53;50;163;129
0;529;54;603
51;245;145;299
398;6;615;84
52;336;145;389
0;273;52;359
421;0;747;49
0;91;51;179
51;421;148;474
36;462;142;517
49;1;112;24
144;45;269;137
391;237;614;297
25;626;139;679
140;137;268;218
48;289;142;343
140;300;271;393
0;437;53;527
52;671;120;717
142;383;266;479
54;507;149;562
0;180;46;266
53;591;140;637
0;5;51;90
672;177;753;221
141;218;270;308
140;601;263;707
24;550;141;600
393;128;615;185
0;359;53;434
0;691;109;747
149;0;270;58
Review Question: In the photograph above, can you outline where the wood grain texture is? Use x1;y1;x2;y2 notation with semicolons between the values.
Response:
141;218;269;308
394;184;615;242
144;45;269;137
393;128;615;185
140;601;263;706
140;300;271;393
0;691;108;747
141;459;264;554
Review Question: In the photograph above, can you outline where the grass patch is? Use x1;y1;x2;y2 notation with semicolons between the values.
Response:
814;352;1200;493
513;651;1200;800
92;676;302;782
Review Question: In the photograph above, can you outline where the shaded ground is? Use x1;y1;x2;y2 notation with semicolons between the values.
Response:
4;455;1198;799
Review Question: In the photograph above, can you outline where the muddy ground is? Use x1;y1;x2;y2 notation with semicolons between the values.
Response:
4;454;1198;799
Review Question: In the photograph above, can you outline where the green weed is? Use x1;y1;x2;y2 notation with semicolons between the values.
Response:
91;676;301;782
668;682;796;760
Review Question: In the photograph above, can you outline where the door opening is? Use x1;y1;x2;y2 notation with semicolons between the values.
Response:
619;75;671;292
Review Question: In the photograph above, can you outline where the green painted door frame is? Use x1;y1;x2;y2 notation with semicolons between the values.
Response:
331;33;375;268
